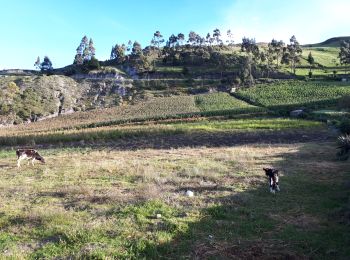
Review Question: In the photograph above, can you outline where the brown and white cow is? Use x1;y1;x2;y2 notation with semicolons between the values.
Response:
16;149;45;168
263;167;280;194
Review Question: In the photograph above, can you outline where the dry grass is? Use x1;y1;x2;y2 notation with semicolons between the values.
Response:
0;142;349;258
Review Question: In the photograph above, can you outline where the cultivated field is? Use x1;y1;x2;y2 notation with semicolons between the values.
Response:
235;80;350;113
0;93;264;134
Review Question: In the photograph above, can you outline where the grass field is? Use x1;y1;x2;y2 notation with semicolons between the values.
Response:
235;80;350;113
0;117;324;146
300;47;340;67
0;141;349;258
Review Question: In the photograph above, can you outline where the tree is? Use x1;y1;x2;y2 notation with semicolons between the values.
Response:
40;56;53;72
74;35;88;65
241;37;260;61
131;41;142;56
239;56;254;86
73;36;95;64
307;52;315;75
210;52;230;79
268;39;284;68
339;40;350;75
213;28;222;45
226;29;234;47
281;35;302;74
263;46;275;78
87;38;96;59
126;40;133;53
167;34;178;49
206;33;211;46
152;31;164;50
177;33;185;46
34;56;41;70
110;44;126;63
188;31;199;46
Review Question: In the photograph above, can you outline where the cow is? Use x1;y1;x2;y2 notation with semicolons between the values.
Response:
263;168;280;194
16;149;45;168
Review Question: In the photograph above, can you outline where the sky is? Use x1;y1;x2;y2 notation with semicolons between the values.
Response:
0;0;349;69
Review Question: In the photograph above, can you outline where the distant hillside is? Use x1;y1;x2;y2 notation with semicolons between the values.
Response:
304;36;350;47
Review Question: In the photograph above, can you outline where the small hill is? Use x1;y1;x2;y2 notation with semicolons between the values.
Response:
304;36;350;47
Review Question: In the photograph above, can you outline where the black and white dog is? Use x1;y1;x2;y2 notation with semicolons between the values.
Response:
263;168;280;194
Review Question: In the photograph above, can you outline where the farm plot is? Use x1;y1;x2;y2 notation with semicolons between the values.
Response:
235;80;350;113
0;93;261;136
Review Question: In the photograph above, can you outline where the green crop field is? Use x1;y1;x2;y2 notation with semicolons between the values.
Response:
235;80;350;113
195;92;256;112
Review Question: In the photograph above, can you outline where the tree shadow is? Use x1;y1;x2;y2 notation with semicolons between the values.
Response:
2;127;334;152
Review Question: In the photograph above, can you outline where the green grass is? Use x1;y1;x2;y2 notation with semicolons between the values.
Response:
195;92;256;112
0;143;349;258
0;116;322;146
167;118;323;131
300;47;340;67
235;80;350;114
294;68;339;77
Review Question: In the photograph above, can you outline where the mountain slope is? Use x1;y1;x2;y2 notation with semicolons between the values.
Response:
304;36;350;47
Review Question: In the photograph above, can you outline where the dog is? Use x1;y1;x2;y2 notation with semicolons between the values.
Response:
16;149;45;168
263;168;280;194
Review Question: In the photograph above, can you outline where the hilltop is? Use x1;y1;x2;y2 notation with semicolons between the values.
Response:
304;36;350;47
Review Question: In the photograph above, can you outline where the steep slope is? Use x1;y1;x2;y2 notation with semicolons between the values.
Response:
0;74;132;124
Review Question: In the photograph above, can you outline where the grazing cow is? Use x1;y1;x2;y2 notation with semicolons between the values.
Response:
263;168;280;194
16;149;45;168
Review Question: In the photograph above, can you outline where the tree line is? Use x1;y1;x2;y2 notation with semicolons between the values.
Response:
34;28;350;85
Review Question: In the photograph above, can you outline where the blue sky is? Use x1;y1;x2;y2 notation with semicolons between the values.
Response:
0;0;349;69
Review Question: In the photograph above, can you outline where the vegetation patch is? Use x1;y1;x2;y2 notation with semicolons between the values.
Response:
235;80;350;114
195;92;255;112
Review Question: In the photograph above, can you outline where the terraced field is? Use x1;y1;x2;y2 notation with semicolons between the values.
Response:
0;93;264;135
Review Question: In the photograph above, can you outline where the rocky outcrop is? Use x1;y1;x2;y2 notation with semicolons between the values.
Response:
0;74;133;125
